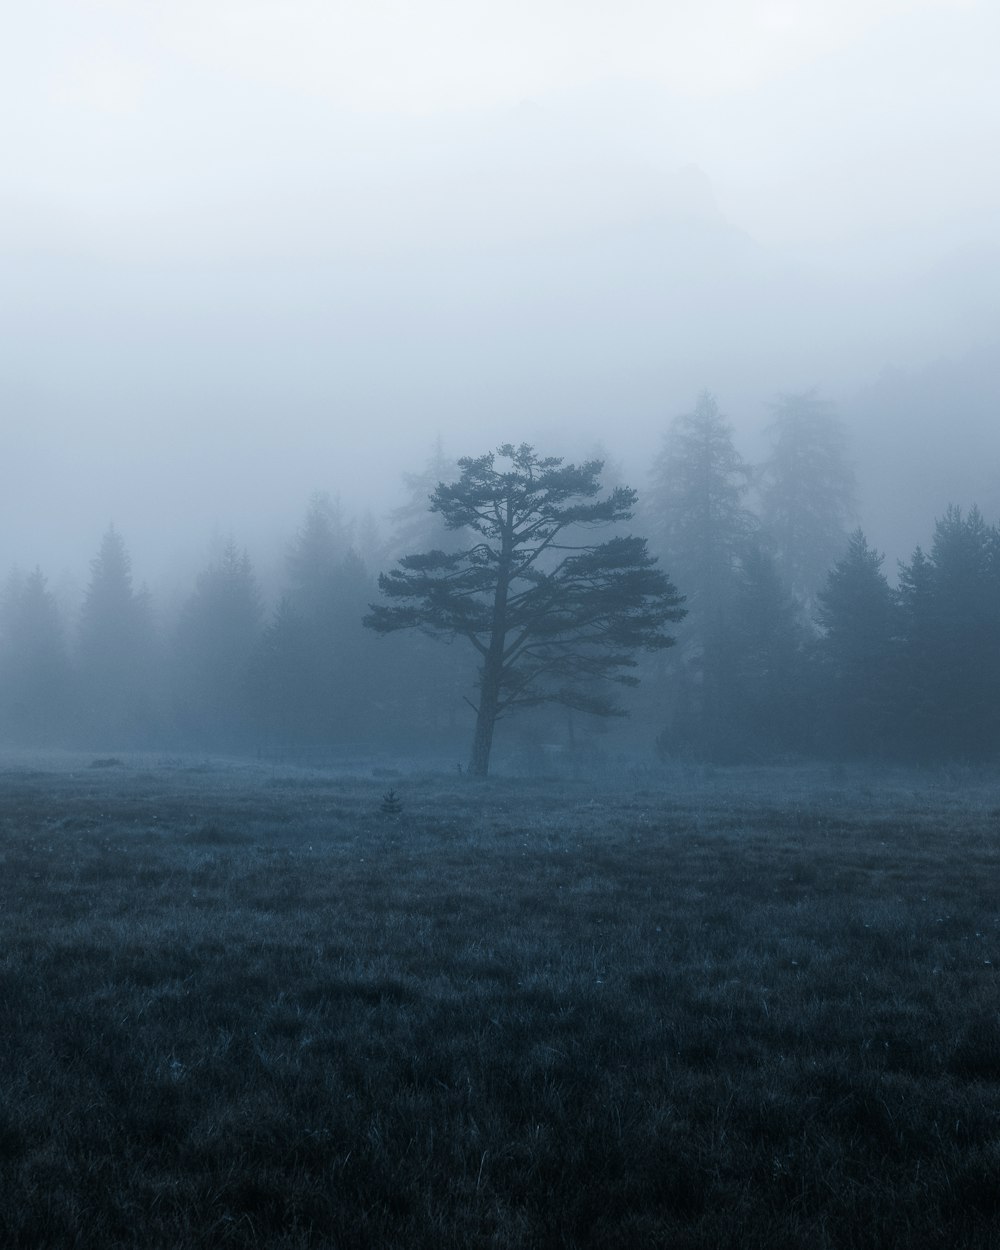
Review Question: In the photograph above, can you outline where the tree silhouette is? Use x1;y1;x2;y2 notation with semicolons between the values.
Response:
366;443;684;775
815;529;899;757
76;526;158;745
760;390;855;607
647;393;758;758
0;567;72;743
173;540;262;743
897;506;1000;759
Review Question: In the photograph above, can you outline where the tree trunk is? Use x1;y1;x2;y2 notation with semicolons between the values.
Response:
469;644;504;775
469;680;499;776
468;509;513;777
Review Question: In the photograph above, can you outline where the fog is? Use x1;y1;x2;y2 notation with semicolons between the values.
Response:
3;2;999;601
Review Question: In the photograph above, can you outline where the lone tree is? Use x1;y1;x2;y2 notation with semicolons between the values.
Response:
365;444;685;776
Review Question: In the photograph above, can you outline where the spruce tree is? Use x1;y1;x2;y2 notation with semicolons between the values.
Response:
815;530;899;757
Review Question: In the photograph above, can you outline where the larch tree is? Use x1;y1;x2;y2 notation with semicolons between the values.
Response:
365;443;685;776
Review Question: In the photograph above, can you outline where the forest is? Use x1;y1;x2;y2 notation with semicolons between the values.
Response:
3;389;998;771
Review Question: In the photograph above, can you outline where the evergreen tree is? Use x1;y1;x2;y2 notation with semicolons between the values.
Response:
247;598;316;742
76;526;159;745
647;392;758;758
896;506;1000;759
173;540;263;744
383;439;477;745
387;437;461;560
249;495;381;744
287;493;353;618
649;392;756;606
367;443;684;776
815;530;899;757
0;567;73;744
759;390;856;607
728;545;809;755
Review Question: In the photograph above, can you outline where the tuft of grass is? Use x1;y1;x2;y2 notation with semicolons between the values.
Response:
0;756;998;1247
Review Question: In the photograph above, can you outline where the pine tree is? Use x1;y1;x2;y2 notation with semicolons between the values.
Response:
366;443;684;776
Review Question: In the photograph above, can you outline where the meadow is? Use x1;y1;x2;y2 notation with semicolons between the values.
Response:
0;753;998;1248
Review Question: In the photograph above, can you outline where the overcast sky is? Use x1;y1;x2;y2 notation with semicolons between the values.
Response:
3;0;999;589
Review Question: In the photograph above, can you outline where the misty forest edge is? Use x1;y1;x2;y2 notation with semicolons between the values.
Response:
4;390;999;773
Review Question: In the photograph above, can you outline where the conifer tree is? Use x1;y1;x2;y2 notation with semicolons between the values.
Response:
0;567;73;743
366;444;684;775
759;390;855;607
173;540;263;743
815;529;899;757
647;393;758;758
76;526;158;744
897;506;1000;759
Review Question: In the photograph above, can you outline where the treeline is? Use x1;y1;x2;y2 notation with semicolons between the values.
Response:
0;469;473;755
644;391;1000;763
2;394;998;764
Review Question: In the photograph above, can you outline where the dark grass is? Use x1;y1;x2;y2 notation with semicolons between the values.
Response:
0;757;998;1248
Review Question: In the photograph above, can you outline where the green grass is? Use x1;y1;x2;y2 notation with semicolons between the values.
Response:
0;755;998;1248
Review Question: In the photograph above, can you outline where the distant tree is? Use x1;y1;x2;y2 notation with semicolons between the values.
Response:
727;545;809;754
287;492;353;618
246;494;383;744
894;545;937;755
759;390;856;607
173;540;263;744
896;506;1000;759
648;392;756;608
366;443;685;776
646;393;758;758
387;437;463;559
247;597;316;741
0;567;73;743
653;542;807;762
380;439;479;745
75;526;159;745
355;510;387;574
814;530;899;757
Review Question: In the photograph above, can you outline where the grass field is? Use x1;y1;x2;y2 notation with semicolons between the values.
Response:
1;753;998;1248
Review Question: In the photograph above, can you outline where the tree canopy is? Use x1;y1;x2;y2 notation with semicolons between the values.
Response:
365;443;685;775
